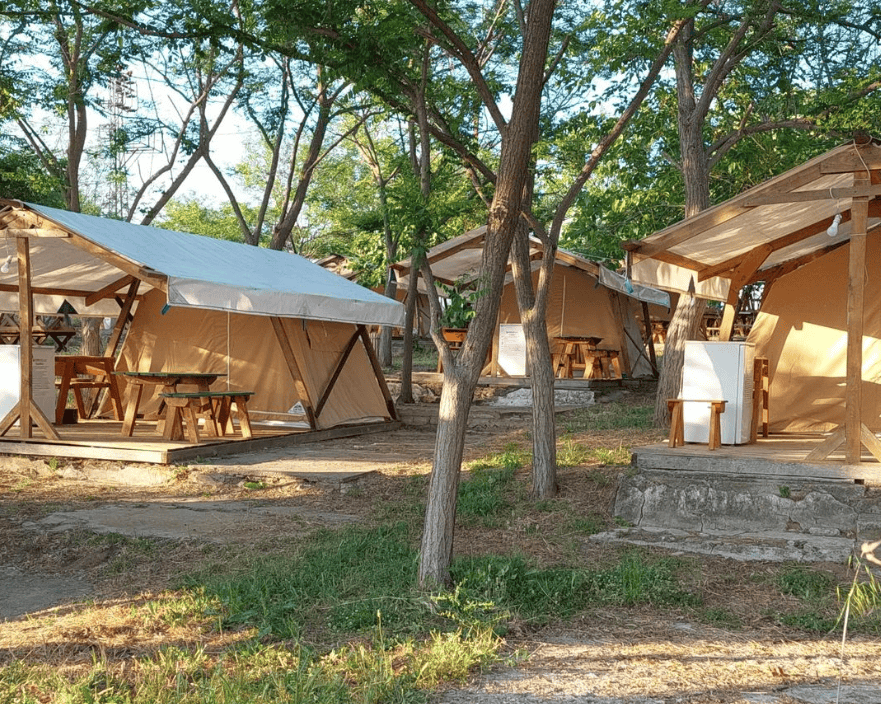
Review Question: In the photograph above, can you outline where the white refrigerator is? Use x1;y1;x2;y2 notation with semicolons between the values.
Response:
682;341;754;445
0;345;56;422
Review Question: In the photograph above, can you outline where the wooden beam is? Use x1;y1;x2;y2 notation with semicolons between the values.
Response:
105;278;139;360
0;228;70;238
16;236;33;439
315;330;360;417
269;316;316;429
717;244;774;341
742;183;881;206
819;147;881;174
65;231;168;291
85;274;136;306
641;301;658;378
0;237;60;440
0;283;141;300
804;426;845;462
637;249;708;272
845;172;870;463
750;239;849;285
357;324;398;420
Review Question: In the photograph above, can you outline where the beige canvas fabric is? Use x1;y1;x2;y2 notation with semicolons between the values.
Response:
497;266;655;378
114;290;391;429
748;230;881;432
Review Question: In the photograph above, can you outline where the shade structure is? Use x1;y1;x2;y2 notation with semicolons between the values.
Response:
0;200;404;433
624;137;881;462
0;201;405;327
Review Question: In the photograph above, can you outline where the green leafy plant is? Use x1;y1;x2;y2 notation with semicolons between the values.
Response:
439;277;483;329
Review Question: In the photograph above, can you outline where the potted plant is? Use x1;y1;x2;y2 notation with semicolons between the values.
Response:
439;280;478;342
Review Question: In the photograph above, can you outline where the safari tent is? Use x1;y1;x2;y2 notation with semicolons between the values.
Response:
0;199;405;461
392;226;668;379
626;137;881;463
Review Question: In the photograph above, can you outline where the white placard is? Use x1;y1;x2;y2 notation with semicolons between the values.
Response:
498;324;527;376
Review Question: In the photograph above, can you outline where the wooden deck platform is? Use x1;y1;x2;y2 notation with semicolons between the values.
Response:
0;418;402;465
633;433;881;485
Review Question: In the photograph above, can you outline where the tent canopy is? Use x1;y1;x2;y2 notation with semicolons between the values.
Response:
393;225;669;307
392;225;666;378
0;201;404;327
624;137;881;462
626;141;881;298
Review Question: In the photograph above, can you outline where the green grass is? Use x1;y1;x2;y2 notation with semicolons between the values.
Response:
457;466;517;527
563;401;653;433
188;523;425;639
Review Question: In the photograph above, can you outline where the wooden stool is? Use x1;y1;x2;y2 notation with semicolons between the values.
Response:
159;391;254;442
667;399;727;450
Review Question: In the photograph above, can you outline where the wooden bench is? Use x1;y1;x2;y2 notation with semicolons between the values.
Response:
667;398;727;450
158;390;254;443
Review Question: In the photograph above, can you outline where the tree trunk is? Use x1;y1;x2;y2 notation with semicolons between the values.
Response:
399;260;418;405
418;0;556;588
653;291;706;426
654;18;713;425
378;273;396;368
510;194;557;499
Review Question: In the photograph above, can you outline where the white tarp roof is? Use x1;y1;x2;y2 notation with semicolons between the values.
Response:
2;202;404;327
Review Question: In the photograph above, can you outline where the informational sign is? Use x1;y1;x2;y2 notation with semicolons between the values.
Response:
497;324;527;376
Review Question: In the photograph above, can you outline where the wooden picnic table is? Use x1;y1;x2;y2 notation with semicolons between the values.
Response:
0;318;76;351
552;336;621;380
117;371;223;440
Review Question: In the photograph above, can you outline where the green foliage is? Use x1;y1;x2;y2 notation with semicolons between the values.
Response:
156;198;256;243
438;276;486;330
0;147;64;207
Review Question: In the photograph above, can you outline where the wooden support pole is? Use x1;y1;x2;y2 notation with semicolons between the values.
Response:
357;324;399;421
315;330;360;417
17;237;33;439
845;172;870;463
641;301;658;377
0;236;59;440
269;316;317;429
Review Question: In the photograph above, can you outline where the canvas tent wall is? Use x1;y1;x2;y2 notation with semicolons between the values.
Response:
0;200;405;434
116;290;393;429
392;226;664;378
748;227;881;433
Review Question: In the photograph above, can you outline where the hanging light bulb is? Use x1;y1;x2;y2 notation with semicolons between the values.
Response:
0;256;10;274
827;212;842;237
103;317;112;330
